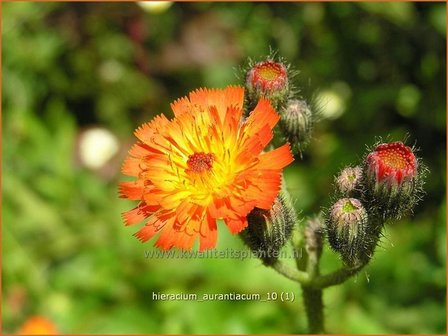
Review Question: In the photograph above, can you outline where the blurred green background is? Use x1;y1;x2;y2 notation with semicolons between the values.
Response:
2;2;446;334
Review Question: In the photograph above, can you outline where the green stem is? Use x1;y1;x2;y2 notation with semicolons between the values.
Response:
270;216;366;332
270;260;310;285
270;252;365;332
313;264;365;289
302;263;365;333
302;286;324;334
301;217;324;333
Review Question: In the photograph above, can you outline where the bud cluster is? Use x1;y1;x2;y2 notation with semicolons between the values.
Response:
240;55;313;262
326;141;426;267
241;55;427;270
243;56;314;154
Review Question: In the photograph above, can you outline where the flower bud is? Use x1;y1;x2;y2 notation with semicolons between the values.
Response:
364;141;421;219
336;166;363;196
245;60;289;112
279;99;313;153
326;198;371;267
240;194;296;265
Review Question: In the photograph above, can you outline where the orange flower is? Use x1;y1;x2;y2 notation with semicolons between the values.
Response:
18;316;58;335
120;86;293;250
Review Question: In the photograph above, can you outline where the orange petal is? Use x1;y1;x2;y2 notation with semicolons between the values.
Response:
207;197;234;219
224;216;248;234
119;181;144;200
222;85;245;112
189;88;213;110
128;143;149;158
121;157;145;176
178;221;199;248
199;212;218;251
227;195;257;216
246;170;282;209
134;115;169;144
155;219;196;250
258;144;294;170
122;204;158;226
143;188;165;206
190;86;244;123
176;200;195;225
244;97;279;135
170;96;191;117
237;124;273;164
208;105;223;130
152;215;176;250
134;215;165;242
222;105;242;142
158;189;191;208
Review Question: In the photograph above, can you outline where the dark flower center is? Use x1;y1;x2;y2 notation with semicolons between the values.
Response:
187;152;214;173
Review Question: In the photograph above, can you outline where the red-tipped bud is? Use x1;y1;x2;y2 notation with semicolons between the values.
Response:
366;141;417;187
364;141;422;219
245;60;290;112
247;60;288;93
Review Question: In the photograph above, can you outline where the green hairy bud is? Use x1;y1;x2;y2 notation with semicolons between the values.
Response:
241;193;297;265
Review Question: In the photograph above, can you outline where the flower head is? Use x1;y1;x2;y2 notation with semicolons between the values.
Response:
247;60;288;93
366;141;417;186
364;141;424;220
245;60;290;111
18;316;58;335
120;86;293;250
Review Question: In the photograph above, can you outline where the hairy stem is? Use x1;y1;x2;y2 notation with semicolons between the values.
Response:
313;264;365;289
270;217;366;332
302;287;324;334
270;260;310;285
302;217;325;333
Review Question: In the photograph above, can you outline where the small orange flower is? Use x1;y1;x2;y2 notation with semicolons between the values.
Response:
120;86;293;250
18;316;58;335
